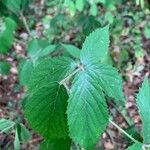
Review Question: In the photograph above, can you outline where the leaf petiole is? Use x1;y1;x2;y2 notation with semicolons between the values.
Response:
59;66;82;85
109;118;139;143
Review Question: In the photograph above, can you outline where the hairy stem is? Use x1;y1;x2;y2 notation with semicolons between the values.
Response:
59;67;82;85
109;118;138;143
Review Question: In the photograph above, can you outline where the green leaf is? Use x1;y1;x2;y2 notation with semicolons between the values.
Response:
136;77;150;143
5;18;17;31
0;18;16;54
87;63;124;104
80;26;109;65
0;61;10;75
36;45;56;58
14;127;20;150
0;119;15;134
126;143;142;150
25;57;76;139
62;44;80;58
19;124;31;143
25;83;69;139
27;39;49;59
105;12;114;24
90;4;98;16
67;70;109;149
40;138;71;150
2;0;21;14
19;59;34;86
144;27;150;39
76;0;85;11
28;57;76;91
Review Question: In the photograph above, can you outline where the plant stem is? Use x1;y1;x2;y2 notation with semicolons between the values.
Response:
110;102;133;126
109;118;139;143
20;12;32;38
59;67;82;85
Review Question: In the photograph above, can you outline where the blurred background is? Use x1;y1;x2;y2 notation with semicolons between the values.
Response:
0;0;150;149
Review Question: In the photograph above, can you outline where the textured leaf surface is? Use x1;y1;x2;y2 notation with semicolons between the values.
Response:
136;77;150;143
25;83;69;139
67;70;109;149
0;119;15;133
62;44;80;58
25;57;76;139
19;59;34;86
2;0;21;14
19;124;31;143
28;57;76;91
126;143;142;150
87;63;124;104
27;39;49;59
40;138;71;150
80;26;109;65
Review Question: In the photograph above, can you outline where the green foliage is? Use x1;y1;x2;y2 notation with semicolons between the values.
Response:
136;77;150;143
127;143;142;150
1;0;30;14
62;44;80;58
0;61;10;75
0;119;31;150
14;127;20;150
25;83;69;139
19;59;33;86
67;70;109;149
80;25;109;65
0;119;15;134
27;39;56;61
144;26;150;39
24;27;125;149
27;57;76;91
24;57;76;138
40;138;71;150
0;18;17;54
17;124;31;143
19;39;57;86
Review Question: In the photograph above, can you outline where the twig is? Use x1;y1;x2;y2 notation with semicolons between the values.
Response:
59;67;82;85
20;12;32;38
109;118;139;143
110;102;133;126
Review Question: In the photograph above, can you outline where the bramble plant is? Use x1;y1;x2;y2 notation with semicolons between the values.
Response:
0;1;150;149
24;25;126;149
22;25;150;150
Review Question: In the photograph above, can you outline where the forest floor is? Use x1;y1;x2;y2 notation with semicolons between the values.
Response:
0;1;150;150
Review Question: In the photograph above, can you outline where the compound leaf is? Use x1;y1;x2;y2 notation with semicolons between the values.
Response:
67;70;109;149
136;77;150;143
80;26;109;65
